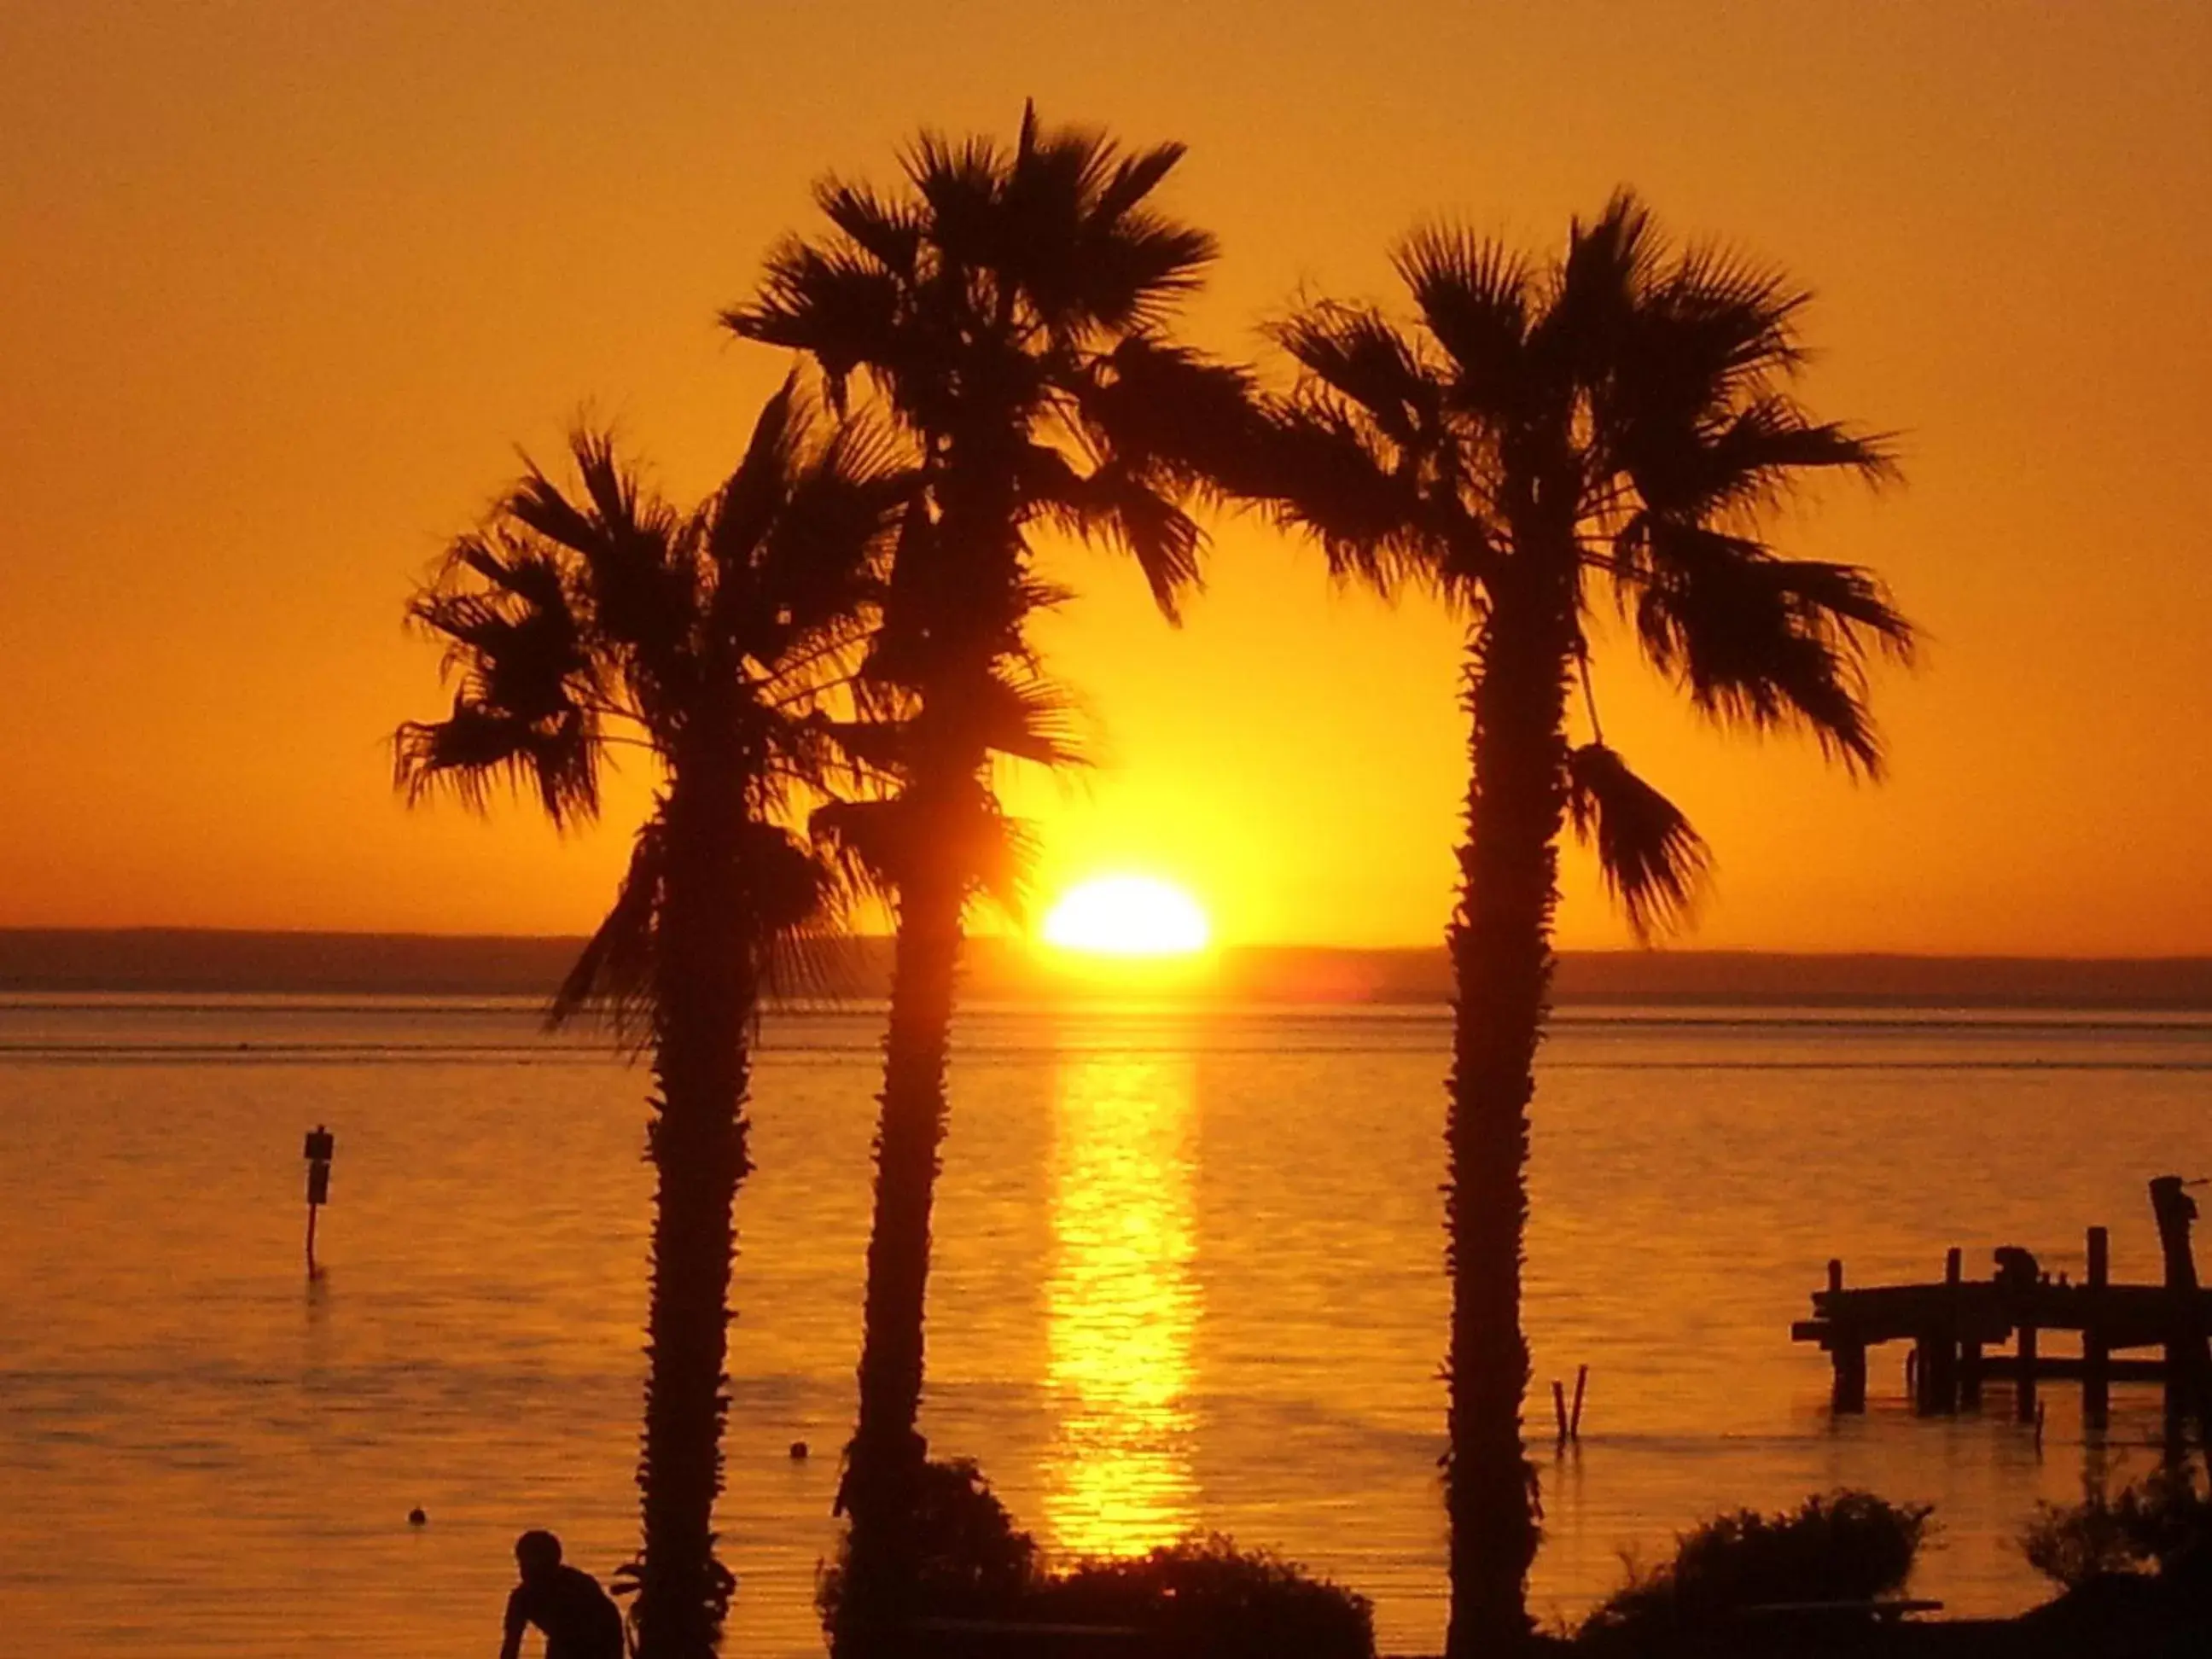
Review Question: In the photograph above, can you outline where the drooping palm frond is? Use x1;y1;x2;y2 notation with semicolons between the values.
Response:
964;800;1041;921
1021;440;1204;622
1564;742;1713;940
809;794;912;902
1622;521;1913;777
396;530;603;825
1068;334;1262;499
394;696;599;824
1266;301;1435;447
1244;395;1436;595
550;815;668;1039
967;661;1090;770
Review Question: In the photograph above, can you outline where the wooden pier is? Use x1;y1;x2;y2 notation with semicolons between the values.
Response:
1793;1175;2212;1435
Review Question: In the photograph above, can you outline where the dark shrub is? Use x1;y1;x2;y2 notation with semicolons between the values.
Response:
2022;1464;2212;1590
1578;1491;1934;1650
816;1457;1039;1635
1033;1534;1374;1659
817;1461;1372;1658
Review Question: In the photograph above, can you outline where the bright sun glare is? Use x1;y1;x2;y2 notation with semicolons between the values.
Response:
1040;876;1211;958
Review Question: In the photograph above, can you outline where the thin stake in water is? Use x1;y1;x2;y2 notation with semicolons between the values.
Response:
303;1124;335;1278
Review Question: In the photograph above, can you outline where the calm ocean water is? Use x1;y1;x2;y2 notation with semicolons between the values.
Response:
3;995;2209;1655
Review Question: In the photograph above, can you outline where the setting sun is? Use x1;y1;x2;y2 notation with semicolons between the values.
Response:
1040;876;1212;958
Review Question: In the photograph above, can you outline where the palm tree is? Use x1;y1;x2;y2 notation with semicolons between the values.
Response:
1246;193;1915;1654
723;104;1253;1654
395;381;903;1658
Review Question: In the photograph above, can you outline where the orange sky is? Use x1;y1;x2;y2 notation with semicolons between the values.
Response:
3;1;2207;953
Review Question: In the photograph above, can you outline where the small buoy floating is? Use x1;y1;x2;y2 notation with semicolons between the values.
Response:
408;1507;428;1526
788;1441;809;1461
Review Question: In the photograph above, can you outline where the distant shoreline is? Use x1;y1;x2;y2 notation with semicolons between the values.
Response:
3;928;2210;1010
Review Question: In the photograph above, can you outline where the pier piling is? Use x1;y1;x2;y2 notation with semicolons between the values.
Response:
2085;1225;2110;1429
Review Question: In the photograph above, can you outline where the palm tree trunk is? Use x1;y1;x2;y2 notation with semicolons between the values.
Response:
1442;574;1575;1659
634;777;755;1659
836;837;965;1659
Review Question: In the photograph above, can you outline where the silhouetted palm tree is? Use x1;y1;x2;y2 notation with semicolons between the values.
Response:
1247;193;1914;1655
396;382;903;1659
724;104;1252;1655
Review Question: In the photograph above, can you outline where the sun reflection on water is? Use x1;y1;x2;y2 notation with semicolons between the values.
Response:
1043;1049;1200;1557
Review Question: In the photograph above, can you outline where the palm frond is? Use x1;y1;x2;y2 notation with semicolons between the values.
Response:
966;803;1040;923
1264;302;1432;445
1074;334;1263;497
1626;524;1912;777
810;795;914;899
723;241;908;410
1565;742;1712;940
1542;188;1663;360
549;816;667;1039
397;527;604;824
1073;210;1216;335
814;178;924;278
1029;448;1204;623
1245;396;1451;597
513;434;700;696
1394;224;1533;405
969;664;1089;769
707;372;805;575
393;698;599;824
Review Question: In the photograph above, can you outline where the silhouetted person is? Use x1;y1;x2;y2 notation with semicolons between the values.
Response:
500;1530;624;1659
1994;1245;2040;1292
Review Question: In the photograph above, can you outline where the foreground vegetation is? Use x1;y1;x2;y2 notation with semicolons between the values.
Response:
815;1460;1375;1659
1578;1491;1933;1654
2023;1461;2212;1596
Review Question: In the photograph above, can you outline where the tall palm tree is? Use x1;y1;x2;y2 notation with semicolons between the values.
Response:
395;381;904;1658
1247;193;1915;1654
723;104;1252;1654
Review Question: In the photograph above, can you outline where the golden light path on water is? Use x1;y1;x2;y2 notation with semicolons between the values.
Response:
1041;1047;1200;1556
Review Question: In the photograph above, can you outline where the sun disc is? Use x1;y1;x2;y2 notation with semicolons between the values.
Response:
1041;876;1210;958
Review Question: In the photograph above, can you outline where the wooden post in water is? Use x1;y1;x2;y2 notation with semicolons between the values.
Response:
2149;1175;2210;1445
1826;1259;1867;1413
2016;1318;2040;1424
302;1124;335;1279
1836;1341;1867;1413
2084;1225;2111;1430
1931;1247;1964;1414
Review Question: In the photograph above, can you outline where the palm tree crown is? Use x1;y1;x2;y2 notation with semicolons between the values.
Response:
1262;191;1912;915
397;380;902;1018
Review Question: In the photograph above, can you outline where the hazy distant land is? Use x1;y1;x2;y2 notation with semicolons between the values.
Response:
3;928;2209;1010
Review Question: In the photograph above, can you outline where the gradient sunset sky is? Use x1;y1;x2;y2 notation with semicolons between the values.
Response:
3;1;2206;952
